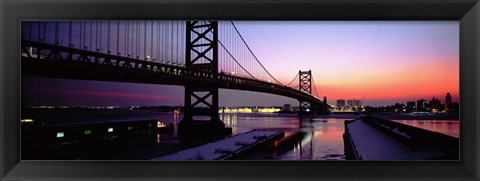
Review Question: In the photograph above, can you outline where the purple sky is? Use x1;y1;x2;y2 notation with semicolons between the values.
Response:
22;21;459;107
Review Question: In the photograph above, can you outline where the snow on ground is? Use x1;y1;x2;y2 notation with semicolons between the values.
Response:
346;119;445;160
152;130;282;160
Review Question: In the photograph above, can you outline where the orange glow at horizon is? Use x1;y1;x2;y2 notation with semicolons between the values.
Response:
292;58;459;105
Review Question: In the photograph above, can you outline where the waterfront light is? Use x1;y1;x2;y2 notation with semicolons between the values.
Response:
128;126;133;130
20;119;34;123
56;132;64;138
157;121;166;128
84;130;92;135
258;107;281;113
108;127;113;132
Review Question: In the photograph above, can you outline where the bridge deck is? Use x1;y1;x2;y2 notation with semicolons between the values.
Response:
152;130;284;160
21;40;322;104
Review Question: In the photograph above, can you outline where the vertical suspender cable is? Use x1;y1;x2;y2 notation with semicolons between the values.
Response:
133;21;138;57
107;21;110;53
80;22;83;48
125;21;128;56
117;21;120;55
100;21;103;52
83;21;86;49
138;21;141;58
137;21;140;58
82;22;86;49
160;21;163;62
133;22;136;57
159;21;161;62
144;21;147;59
177;21;180;65
151;21;154;61
29;21;32;41
125;21;130;57
43;22;46;43
157;21;160;61
95;22;98;51
55;22;59;45
100;21;103;51
82;22;86;48
69;21;72;47
90;22;93;50
38;22;41;42
162;21;165;62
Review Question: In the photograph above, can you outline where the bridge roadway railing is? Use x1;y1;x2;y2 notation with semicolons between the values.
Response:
21;40;321;104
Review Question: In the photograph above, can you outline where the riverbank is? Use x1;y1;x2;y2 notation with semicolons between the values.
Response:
316;112;459;120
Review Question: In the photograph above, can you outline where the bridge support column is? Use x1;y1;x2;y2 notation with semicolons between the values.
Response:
179;21;229;138
298;70;313;114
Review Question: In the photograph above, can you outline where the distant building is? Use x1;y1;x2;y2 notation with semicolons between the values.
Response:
347;99;362;109
406;101;416;112
428;97;442;112
337;99;346;108
417;99;426;111
394;103;405;113
445;92;457;113
446;92;452;105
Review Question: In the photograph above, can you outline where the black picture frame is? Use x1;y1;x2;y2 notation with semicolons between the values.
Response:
1;0;479;180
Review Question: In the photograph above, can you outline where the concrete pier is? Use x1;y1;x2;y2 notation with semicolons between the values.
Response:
343;115;458;160
152;130;284;160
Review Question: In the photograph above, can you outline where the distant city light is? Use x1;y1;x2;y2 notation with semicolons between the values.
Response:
220;107;280;113
157;121;166;128
258;107;281;113
20;119;34;123
108;127;114;132
84;130;92;135
56;132;64;138
128;126;133;130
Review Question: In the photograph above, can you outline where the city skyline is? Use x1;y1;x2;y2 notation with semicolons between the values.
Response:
22;21;459;107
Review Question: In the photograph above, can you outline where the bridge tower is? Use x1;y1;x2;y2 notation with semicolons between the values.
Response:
299;70;312;113
179;21;227;137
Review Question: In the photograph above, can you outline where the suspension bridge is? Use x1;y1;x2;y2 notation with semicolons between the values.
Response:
21;21;327;136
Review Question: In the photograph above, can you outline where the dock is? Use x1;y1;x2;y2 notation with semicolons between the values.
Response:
152;130;284;160
343;115;458;160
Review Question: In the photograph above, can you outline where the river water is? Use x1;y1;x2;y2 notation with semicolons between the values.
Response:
22;109;459;160
220;113;459;160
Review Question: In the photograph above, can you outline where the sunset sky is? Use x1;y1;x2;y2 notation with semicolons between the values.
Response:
22;21;459;107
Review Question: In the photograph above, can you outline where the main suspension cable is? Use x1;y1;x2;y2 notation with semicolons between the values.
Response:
229;21;284;85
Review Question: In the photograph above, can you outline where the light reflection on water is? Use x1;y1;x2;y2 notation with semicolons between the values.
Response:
150;112;458;160
283;118;347;160
219;113;459;160
221;113;348;160
392;120;459;138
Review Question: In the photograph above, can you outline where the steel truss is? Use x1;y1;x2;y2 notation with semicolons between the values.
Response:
182;21;222;125
299;70;312;113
